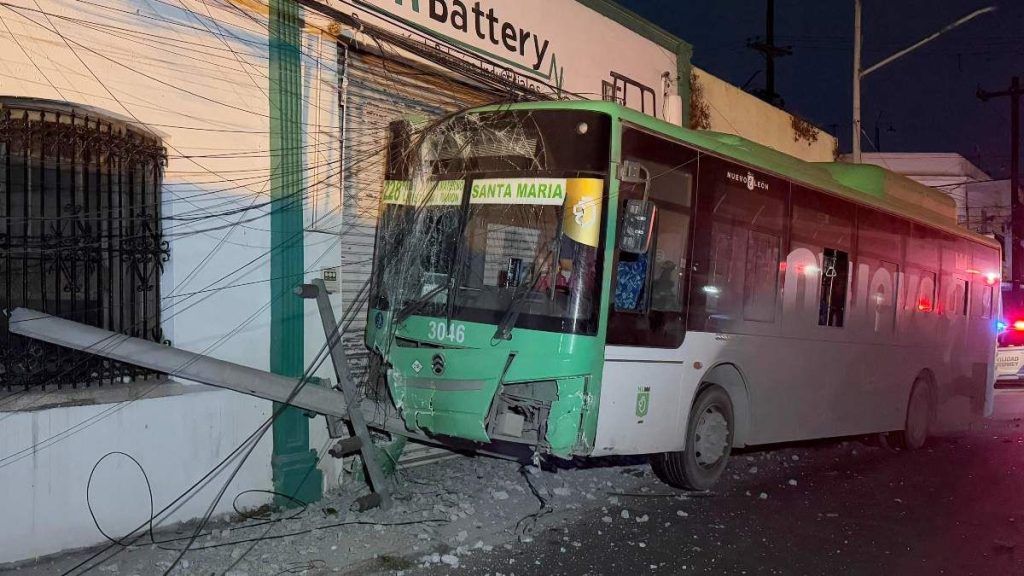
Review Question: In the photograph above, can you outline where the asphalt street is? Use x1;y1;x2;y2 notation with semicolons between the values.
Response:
419;392;1024;576
11;393;1024;576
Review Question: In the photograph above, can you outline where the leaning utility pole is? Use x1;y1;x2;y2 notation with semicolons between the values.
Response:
978;77;1022;298
748;0;792;107
852;0;862;162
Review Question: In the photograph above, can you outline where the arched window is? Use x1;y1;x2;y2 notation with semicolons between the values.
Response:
0;98;168;393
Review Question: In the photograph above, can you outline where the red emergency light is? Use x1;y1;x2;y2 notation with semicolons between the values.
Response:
999;319;1024;333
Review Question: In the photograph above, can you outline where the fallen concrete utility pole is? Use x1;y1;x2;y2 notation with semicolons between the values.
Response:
9;307;353;419
9;289;406;509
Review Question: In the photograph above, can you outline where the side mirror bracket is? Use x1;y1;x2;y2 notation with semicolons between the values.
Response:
618;199;656;254
617;160;656;254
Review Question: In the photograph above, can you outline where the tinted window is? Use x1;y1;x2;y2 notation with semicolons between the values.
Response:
791;187;854;250
689;157;787;333
917;271;938;313
856;208;906;335
608;129;696;347
744;231;781;322
818;248;850;327
790;187;853;329
982;285;994;320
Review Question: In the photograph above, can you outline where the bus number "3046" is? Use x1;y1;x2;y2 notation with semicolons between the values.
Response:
428;321;466;344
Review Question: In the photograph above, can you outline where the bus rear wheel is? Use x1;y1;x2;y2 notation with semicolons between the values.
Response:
651;385;734;491
888;378;932;450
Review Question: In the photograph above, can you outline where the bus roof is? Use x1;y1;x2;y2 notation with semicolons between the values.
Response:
471;100;1000;250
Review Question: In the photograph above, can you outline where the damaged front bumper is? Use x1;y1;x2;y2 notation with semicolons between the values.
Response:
370;314;598;458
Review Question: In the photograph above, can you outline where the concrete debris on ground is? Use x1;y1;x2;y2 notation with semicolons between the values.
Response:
9;453;676;575
17;422;954;576
17;416;1024;575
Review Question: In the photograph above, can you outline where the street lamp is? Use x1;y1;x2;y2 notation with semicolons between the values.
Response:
852;2;996;163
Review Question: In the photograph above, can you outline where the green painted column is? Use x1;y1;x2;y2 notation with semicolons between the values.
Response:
269;0;322;507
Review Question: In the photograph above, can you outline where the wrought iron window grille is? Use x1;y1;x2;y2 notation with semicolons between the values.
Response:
0;98;169;394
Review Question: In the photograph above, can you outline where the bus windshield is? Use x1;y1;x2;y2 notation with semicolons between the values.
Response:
371;109;611;336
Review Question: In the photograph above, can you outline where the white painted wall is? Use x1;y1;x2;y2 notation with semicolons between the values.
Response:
0;388;273;564
346;0;680;119
301;22;347;492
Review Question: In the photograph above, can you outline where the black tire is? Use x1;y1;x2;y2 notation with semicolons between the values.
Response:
888;378;932;450
651;385;734;491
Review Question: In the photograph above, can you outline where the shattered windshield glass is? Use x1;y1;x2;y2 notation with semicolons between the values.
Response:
371;109;611;336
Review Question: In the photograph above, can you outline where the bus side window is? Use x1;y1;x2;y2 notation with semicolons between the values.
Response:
973;243;999;320
607;128;695;347
981;285;994;319
743;231;781;322
614;248;651;313
871;261;900;334
791;186;853;329
916;271;937;312
856;208;906;336
954;279;969;316
692;158;786;334
818;248;850;327
651;207;690;313
612;204;688;314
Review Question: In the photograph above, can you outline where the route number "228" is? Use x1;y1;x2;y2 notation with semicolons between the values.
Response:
428;320;466;344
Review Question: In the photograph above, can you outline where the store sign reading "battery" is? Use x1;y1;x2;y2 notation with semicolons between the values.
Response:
389;0;552;72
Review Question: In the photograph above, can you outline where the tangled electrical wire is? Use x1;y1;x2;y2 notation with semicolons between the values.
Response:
0;2;573;574
514;465;553;544
84;450;448;554
67;261;470;576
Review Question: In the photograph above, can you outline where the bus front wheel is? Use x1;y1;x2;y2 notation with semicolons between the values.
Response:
888;378;932;450
651;385;734;491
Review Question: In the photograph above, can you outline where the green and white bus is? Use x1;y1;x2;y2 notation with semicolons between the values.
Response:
364;101;1000;490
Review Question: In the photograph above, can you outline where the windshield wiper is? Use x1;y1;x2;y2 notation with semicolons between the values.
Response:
493;289;530;341
395;283;449;324
493;249;555;341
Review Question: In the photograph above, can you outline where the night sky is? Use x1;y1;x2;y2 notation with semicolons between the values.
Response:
617;0;1024;180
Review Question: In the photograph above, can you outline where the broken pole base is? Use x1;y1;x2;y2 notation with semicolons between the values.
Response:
352;434;408;482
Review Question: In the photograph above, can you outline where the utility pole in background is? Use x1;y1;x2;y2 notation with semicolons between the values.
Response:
851;3;996;163
852;0;862;162
748;0;792;107
978;77;1022;299
873;111;895;152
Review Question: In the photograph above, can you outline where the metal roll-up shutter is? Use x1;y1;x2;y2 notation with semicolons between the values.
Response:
338;45;497;387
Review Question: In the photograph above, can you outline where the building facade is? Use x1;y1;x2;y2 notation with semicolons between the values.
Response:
0;0;834;563
851;153;1010;277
